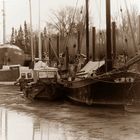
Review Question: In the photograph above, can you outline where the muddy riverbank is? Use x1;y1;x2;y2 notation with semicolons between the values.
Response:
0;85;140;140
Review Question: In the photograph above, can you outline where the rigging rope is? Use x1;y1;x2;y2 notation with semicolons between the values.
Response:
89;70;140;84
98;0;102;63
124;0;137;53
63;0;79;50
79;5;86;55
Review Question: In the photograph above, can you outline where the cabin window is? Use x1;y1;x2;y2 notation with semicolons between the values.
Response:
21;73;26;78
10;66;19;70
27;73;32;79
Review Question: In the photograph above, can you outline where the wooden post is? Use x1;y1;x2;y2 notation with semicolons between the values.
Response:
112;21;116;61
48;38;51;66
33;35;36;58
92;27;96;61
57;34;60;65
138;15;140;45
66;46;69;70
85;0;89;62
41;33;44;59
77;31;81;54
106;0;113;72
43;36;47;57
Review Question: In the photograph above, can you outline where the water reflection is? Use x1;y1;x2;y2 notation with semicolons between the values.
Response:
0;108;33;140
0;107;84;140
0;105;140;140
0;109;8;140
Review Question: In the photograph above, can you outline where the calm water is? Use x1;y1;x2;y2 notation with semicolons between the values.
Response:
0;85;140;140
0;104;140;140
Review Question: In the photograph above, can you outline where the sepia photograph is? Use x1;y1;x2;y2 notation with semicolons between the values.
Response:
0;0;140;139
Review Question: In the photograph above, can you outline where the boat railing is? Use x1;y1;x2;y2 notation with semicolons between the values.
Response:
35;69;58;79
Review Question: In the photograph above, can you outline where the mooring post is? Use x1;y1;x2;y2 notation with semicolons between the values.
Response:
106;0;113;72
112;21;116;61
92;27;96;61
66;46;69;70
57;34;60;65
138;15;140;47
77;31;81;55
85;0;89;62
48;38;51;66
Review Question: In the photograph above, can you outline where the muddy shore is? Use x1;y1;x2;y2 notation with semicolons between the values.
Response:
0;85;140;140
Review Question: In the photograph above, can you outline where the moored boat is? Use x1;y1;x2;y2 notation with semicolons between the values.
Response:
23;61;64;100
60;58;140;105
0;64;33;86
59;0;140;106
0;44;33;84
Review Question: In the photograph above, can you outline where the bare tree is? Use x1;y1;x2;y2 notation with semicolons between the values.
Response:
46;6;84;37
112;4;139;56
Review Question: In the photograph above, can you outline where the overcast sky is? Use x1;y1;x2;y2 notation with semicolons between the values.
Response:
0;0;140;43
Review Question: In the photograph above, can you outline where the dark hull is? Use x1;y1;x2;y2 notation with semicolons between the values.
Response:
63;72;140;105
0;66;20;82
24;79;64;101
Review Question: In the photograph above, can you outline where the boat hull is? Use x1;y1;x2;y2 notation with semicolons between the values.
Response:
0;66;20;82
24;79;64;101
63;72;140;105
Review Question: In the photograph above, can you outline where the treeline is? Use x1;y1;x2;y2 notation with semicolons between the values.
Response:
10;21;48;57
10;4;140;62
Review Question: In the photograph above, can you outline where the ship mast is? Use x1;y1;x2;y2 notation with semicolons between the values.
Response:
106;0;113;72
3;0;6;44
85;0;89;62
29;0;34;62
38;0;42;60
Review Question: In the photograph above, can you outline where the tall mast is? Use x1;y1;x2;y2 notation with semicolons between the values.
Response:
85;0;89;62
38;0;42;60
106;0;112;72
29;0;34;62
3;0;6;44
